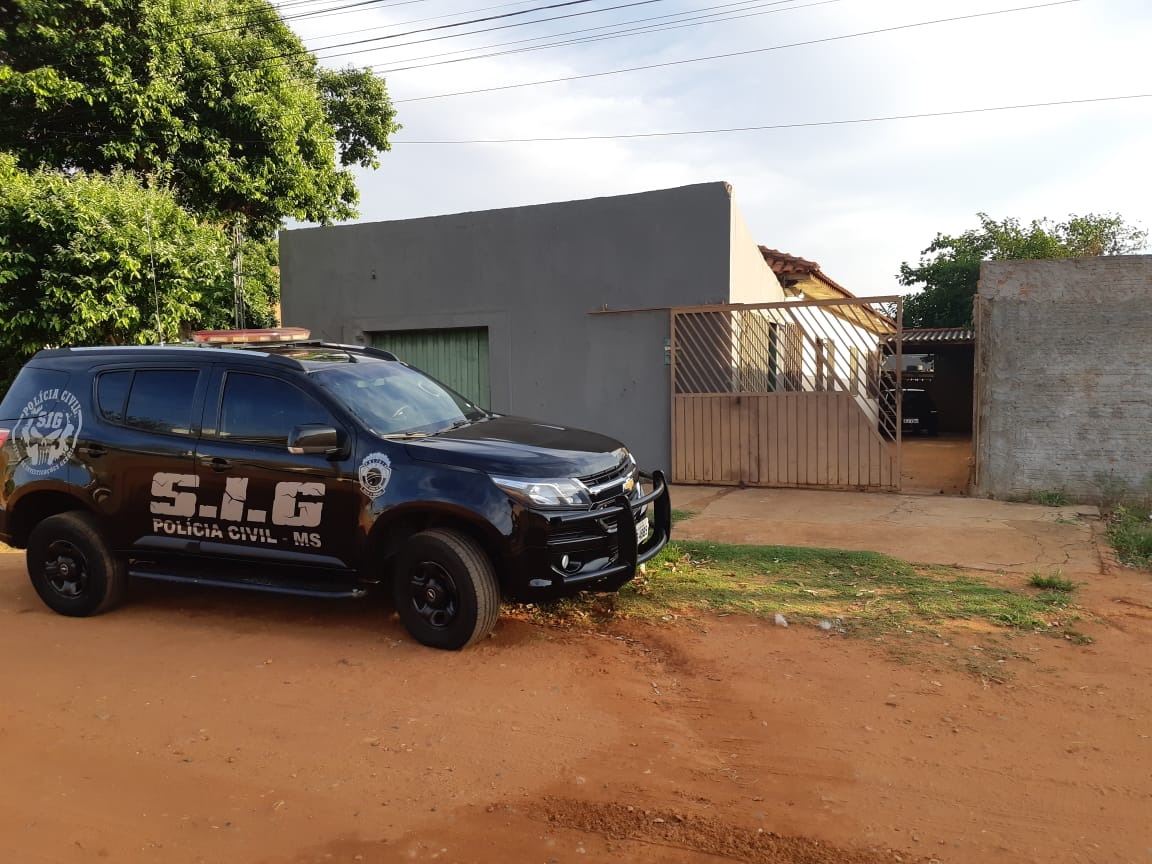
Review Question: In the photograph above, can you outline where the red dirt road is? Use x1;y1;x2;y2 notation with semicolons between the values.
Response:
1;546;1151;864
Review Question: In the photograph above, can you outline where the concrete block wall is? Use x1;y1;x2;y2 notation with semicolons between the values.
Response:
974;256;1152;501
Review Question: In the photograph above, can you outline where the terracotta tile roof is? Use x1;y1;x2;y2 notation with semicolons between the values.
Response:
758;246;858;300
758;247;821;280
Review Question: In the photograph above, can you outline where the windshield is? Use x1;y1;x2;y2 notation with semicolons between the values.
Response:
312;362;488;437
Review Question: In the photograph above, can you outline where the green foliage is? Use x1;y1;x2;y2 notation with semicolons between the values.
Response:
670;509;697;525
899;213;1148;327
0;156;275;387
0;0;398;237
1028;572;1076;592
1030;489;1071;507
1108;505;1152;570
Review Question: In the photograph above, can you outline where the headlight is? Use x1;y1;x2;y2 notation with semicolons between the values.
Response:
491;475;591;507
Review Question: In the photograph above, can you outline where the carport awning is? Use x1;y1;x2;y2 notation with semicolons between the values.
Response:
891;327;974;346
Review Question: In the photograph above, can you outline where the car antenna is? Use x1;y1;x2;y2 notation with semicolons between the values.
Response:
145;208;164;346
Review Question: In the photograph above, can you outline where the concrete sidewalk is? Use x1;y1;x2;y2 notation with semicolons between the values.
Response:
671;485;1102;575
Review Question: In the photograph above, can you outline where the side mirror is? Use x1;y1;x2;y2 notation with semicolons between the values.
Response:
288;425;344;457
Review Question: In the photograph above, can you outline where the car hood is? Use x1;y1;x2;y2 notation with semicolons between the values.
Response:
404;415;625;478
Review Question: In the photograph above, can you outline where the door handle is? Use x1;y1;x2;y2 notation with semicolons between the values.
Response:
80;444;108;458
202;456;233;472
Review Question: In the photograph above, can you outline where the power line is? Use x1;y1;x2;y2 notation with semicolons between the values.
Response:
182;0;437;35
184;0;444;39
0;0;1083;135
171;0;675;75
173;0;331;28
390;94;1152;143
371;0;832;73
185;0;808;74
315;0;795;64
394;0;1080;101
301;0;680;65
305;0;707;51
154;0;1081;91
0;0;801;130
14;93;1146;145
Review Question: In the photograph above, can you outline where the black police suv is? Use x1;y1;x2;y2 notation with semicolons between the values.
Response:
0;334;670;649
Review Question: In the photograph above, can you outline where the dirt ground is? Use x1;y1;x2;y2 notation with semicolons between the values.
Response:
2;510;1151;863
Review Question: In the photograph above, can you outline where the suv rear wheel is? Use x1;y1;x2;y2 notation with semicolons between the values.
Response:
27;512;127;617
392;529;499;650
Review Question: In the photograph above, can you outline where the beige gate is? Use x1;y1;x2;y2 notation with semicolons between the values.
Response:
671;297;903;490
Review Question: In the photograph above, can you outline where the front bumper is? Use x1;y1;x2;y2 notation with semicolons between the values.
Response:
505;470;671;602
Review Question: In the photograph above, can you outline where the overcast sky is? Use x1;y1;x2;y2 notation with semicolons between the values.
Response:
287;0;1150;296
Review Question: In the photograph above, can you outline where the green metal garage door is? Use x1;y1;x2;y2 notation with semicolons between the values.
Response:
370;327;491;409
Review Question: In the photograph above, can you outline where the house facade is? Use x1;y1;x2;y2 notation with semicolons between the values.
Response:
279;183;785;471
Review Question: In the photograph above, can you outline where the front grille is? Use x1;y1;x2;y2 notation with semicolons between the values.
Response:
580;459;634;504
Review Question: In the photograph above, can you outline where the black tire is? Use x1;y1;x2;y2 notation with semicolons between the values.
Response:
392;529;500;650
26;512;126;617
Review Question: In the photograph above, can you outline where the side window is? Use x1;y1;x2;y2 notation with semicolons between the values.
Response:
0;368;69;420
124;370;199;435
96;371;132;423
219;372;334;447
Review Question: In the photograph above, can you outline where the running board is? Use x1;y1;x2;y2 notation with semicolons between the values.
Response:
128;568;368;599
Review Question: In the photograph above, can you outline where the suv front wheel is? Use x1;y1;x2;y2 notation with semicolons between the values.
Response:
392;529;500;650
27;512;127;617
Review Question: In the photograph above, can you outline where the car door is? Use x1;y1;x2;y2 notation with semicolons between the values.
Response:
192;367;360;571
85;366;206;554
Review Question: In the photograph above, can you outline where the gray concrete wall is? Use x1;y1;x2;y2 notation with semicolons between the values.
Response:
280;183;781;471
974;256;1152;501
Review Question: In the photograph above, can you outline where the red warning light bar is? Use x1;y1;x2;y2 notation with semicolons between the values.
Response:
192;327;311;345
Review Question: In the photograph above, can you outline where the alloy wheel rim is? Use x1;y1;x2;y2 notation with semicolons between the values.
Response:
409;561;458;629
44;540;88;599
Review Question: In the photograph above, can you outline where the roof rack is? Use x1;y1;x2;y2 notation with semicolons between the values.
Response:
309;341;399;362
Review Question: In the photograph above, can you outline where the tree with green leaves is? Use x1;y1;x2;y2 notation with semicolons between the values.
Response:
899;213;1148;327
0;155;276;386
0;0;398;237
0;0;397;391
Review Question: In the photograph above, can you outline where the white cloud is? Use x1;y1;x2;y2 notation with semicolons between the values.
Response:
286;0;1152;294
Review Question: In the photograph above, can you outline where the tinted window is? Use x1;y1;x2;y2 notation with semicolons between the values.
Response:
219;373;333;446
125;370;199;435
0;367;70;421
97;371;132;423
311;362;485;436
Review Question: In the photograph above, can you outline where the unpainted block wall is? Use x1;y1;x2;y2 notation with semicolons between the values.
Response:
974;256;1152;501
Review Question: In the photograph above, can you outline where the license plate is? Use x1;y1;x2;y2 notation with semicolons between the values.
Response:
636;516;650;545
903;418;918;424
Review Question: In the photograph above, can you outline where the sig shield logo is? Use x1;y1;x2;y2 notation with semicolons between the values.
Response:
358;452;392;500
14;389;83;476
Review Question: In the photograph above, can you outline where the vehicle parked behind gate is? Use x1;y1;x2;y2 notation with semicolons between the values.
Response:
0;330;670;649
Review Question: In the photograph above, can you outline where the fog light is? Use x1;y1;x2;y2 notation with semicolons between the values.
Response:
561;554;570;569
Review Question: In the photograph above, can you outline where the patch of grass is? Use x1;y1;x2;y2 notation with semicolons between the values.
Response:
1108;505;1152;570
670;509;697;526
1037;590;1072;608
1028;572;1076;592
1030;489;1070;507
518;541;1078;638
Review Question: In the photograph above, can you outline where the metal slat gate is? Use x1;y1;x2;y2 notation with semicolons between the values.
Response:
671;297;903;490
